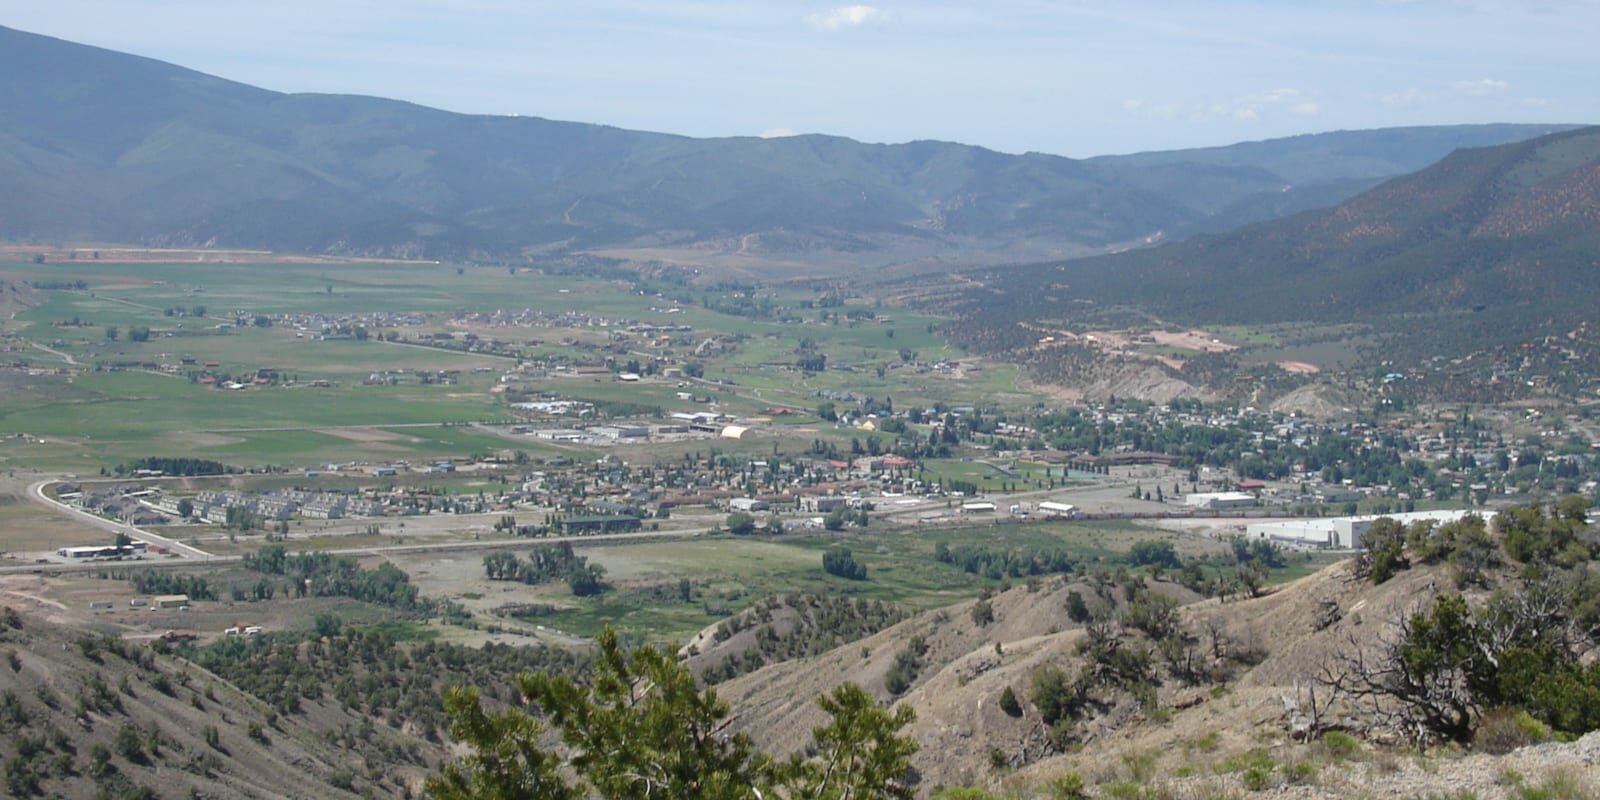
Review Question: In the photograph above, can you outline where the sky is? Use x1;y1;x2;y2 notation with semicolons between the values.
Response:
2;0;1596;157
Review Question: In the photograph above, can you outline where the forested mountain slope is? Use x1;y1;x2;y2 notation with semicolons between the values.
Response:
0;25;1574;270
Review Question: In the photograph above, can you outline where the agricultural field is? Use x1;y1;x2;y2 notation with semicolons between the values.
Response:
0;258;1035;474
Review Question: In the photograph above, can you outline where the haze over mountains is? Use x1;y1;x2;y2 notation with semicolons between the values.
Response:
0;25;1577;271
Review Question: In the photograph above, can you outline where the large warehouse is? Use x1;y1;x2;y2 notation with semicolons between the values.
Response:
1244;509;1496;550
1183;491;1258;510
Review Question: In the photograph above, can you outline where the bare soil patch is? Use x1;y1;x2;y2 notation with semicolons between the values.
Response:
314;427;420;444
181;432;246;448
1150;329;1236;353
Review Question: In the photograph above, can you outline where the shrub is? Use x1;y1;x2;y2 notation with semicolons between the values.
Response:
1048;772;1088;800
1476;708;1553;755
998;686;1022;717
114;724;146;763
1318;730;1362;760
1242;764;1273;791
1066;591;1091;624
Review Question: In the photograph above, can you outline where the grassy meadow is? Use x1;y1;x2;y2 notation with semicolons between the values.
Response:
0;258;1034;473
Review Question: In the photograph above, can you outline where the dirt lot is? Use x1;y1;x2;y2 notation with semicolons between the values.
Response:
0;475;108;555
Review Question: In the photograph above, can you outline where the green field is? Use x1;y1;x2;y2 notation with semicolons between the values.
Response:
1;259;1045;473
401;519;1322;643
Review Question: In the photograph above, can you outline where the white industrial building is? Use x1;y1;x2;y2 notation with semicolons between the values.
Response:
1183;491;1258;510
1037;501;1079;519
1245;509;1495;550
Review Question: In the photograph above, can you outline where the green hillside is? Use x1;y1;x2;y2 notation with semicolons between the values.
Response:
936;126;1600;355
0;25;1575;269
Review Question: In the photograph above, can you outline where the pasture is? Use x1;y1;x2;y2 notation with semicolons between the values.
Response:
1;258;1034;473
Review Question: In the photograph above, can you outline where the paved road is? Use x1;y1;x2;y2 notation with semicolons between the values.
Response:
27;480;215;559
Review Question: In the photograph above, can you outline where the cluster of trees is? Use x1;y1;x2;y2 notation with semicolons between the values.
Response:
243;545;428;612
1334;498;1600;746
699;594;910;684
1127;540;1182;570
222;506;263;531
113;457;234;476
103;325;153;342
191;627;588;739
823;508;870;531
1227;536;1287;569
130;572;213;600
1031;582;1254;747
822;548;868;580
429;628;919;800
934;542;1075;579
483;543;608;597
723;512;762;536
883;635;930;695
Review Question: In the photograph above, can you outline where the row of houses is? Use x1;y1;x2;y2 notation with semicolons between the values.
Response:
171;489;385;522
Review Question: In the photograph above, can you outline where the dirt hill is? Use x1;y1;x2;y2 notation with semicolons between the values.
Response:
0;607;442;799
721;555;1600;798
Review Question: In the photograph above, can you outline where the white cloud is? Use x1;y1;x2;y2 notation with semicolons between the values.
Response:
759;127;800;138
1521;97;1551;108
1379;88;1426;108
1120;99;1180;119
1452;78;1509;96
806;5;887;31
1204;88;1307;122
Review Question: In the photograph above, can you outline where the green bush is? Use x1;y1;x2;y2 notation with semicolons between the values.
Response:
1318;730;1362;759
1242;764;1273;791
1048;772;1088;800
998;686;1022;717
1476;708;1554;755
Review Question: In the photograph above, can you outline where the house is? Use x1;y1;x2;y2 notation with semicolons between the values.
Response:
800;496;850;513
558;515;642;534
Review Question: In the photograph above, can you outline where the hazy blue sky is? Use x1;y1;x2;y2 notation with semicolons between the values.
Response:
3;0;1594;157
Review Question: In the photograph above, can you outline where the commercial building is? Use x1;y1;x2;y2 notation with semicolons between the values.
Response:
1037;501;1079;519
1183;491;1258;510
1245;509;1495;550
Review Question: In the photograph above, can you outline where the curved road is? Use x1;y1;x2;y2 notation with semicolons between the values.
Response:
27;480;215;559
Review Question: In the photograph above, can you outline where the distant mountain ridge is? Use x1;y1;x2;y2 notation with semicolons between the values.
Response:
0;25;1580;269
927;125;1600;376
1022;126;1600;320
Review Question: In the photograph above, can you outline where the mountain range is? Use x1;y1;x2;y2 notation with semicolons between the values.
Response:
949;125;1600;327
0;25;1577;271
